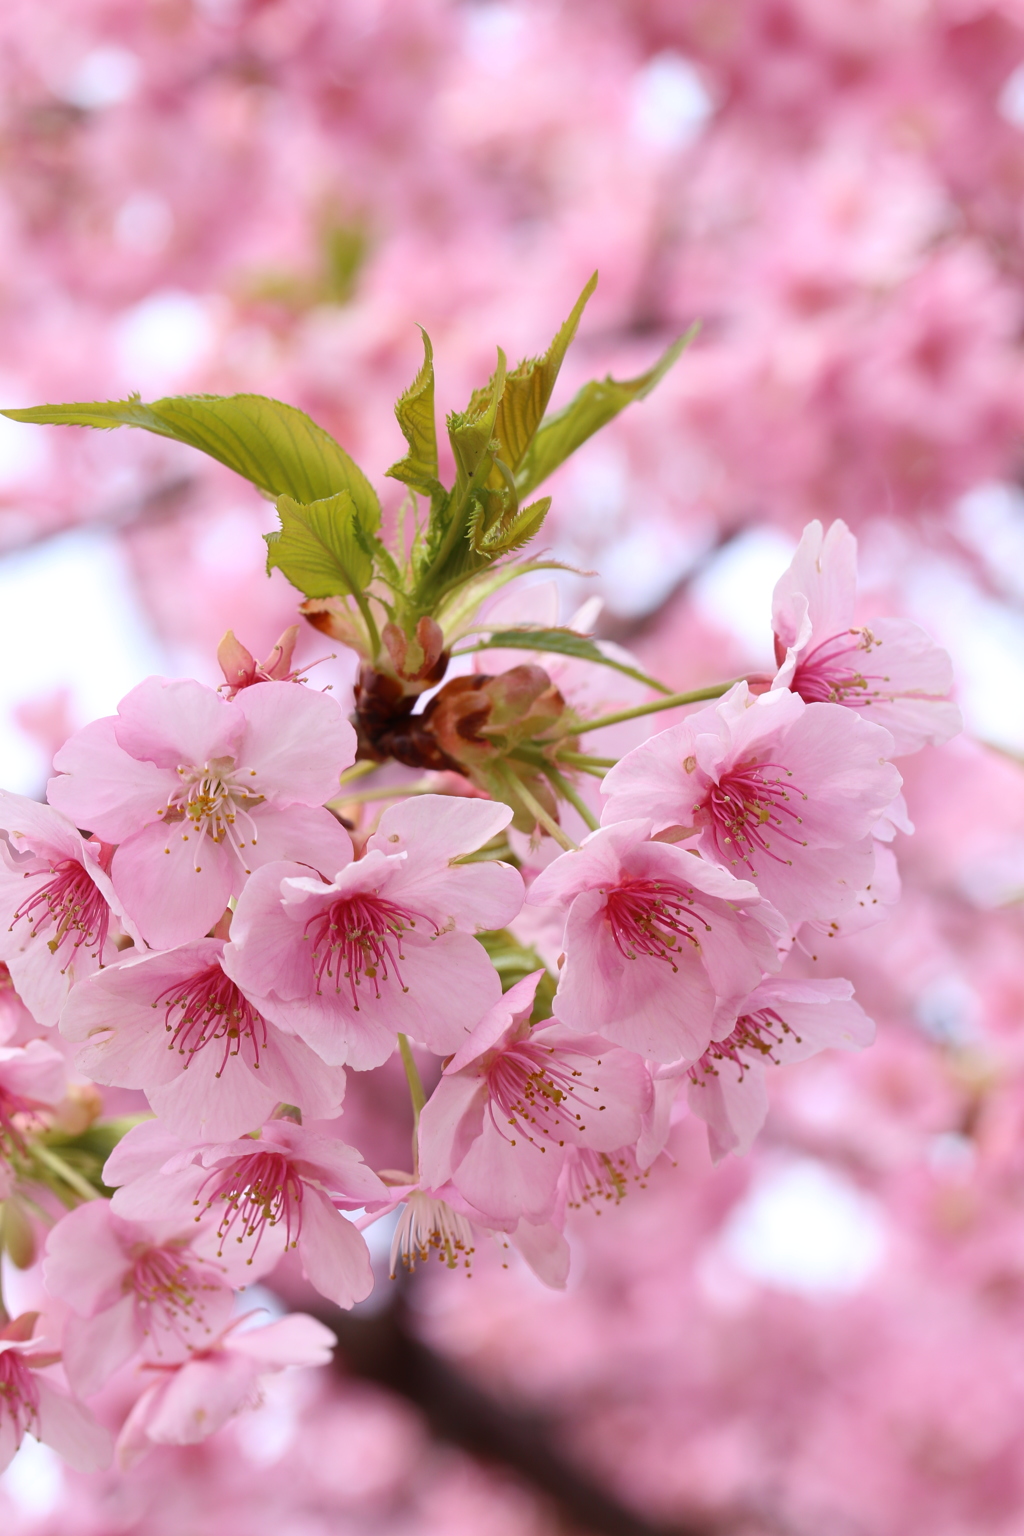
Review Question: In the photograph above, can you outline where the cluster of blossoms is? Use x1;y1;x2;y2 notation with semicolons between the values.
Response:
0;415;958;1474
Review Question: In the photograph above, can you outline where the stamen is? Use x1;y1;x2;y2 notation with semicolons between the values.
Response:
688;1007;801;1086
605;879;709;968
700;758;808;876
194;1150;303;1263
303;893;434;1009
156;758;265;875
791;627;891;708
153;964;268;1076
10;859;110;967
129;1247;223;1350
486;1041;601;1149
391;1192;475;1275
562;1147;645;1209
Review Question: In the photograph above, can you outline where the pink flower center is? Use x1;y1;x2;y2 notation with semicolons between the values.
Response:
128;1245;224;1348
792;627;890;708
195;1150;303;1262
304;892;433;1009
562;1147;645;1209
157;757;264;875
605;878;709;967
688;1007;802;1086
0;1349;39;1449
699;759;808;875
10;858;110;966
486;1040;602;1149
154;964;268;1075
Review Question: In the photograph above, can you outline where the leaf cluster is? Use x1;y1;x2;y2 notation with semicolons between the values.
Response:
1;276;694;670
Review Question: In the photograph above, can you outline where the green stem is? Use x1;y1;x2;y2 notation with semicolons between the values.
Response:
329;777;435;809
398;1033;426;1173
496;762;576;851
554;750;615;772
337;759;378;790
31;1143;100;1204
572;681;737;736
351;589;382;661
544;764;599;833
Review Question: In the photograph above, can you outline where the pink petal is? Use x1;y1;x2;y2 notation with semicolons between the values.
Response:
367;795;513;863
296;1190;375;1308
112;821;235;948
5;937;80;1029
556;889;717;1061
687;1056;770;1162
245;804;353;878
222;861;320;1005
139;1352;257;1444
147;1046;280;1142
49;717;177;843
112;676;239;770
446;971;542;1071
109;1165;209;1225
261;1124;385;1204
509;1219;570;1289
102;1118;187;1187
451;1114;561;1224
253;1028;347;1124
0;1039;66;1106
528;1023;651;1151
226;1312;336;1368
42;1202;130;1316
387;855;524;935
35;1377;112;1471
772;519;856;645
0;792;83;864
417;1074;489;1189
61;1296;141;1397
233;680;356;803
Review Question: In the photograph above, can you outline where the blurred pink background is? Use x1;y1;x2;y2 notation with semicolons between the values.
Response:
5;4;1024;1533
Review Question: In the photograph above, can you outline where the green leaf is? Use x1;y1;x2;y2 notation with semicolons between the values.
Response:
455;626;671;694
385;328;441;495
447;348;507;490
265;490;374;599
469;272;598;476
515;324;699;499
472;496;551;556
1;392;381;518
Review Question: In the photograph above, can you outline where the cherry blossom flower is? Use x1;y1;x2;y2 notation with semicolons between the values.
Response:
418;972;652;1225
361;1177;571;1289
0;1312;111;1474
529;820;784;1061
47;677;356;949
60;938;347;1141
217;627;305;698
0;793;140;1026
115;1312;336;1469
43;1200;235;1396
600;684;902;924
772;520;961;755
226;796;524;1070
104;1117;387;1309
680;976;875;1161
